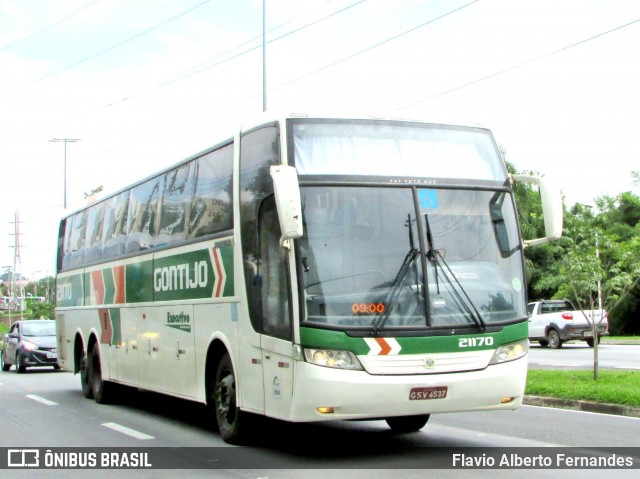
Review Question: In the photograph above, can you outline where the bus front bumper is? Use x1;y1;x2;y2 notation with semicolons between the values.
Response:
288;355;527;422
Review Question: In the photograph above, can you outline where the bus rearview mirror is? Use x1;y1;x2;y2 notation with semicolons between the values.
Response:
270;165;304;243
512;174;563;247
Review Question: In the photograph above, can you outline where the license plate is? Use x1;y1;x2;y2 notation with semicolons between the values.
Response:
584;331;593;337
46;352;57;359
409;386;448;400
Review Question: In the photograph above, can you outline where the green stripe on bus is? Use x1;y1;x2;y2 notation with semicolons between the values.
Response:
57;273;84;307
110;308;122;345
103;268;115;304
299;321;528;355
57;244;234;306
152;249;215;301
126;260;154;303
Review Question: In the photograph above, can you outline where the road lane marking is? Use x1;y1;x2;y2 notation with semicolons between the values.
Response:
102;422;154;440
26;394;58;406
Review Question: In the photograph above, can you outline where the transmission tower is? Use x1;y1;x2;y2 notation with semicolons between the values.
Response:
8;211;23;299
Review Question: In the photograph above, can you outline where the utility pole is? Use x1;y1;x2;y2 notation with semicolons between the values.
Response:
262;0;267;112
49;138;81;209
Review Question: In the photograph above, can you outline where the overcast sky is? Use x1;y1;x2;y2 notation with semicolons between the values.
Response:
1;0;639;280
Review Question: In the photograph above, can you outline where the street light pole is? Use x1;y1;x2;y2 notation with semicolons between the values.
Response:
49;138;81;209
262;0;267;112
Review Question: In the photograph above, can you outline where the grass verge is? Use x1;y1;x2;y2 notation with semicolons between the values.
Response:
526;369;640;408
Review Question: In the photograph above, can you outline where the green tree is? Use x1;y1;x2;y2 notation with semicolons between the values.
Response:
556;199;640;379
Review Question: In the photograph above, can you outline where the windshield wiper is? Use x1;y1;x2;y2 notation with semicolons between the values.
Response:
424;213;486;331
372;214;420;334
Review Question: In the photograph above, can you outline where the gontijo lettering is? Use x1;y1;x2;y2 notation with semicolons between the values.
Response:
154;261;208;292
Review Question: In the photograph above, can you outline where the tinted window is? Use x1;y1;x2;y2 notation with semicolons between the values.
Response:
63;211;86;269
157;163;194;247
126;177;162;252
239;125;281;332
189;143;234;238
84;203;105;263
102;191;129;259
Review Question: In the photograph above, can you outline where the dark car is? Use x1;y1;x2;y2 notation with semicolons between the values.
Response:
1;320;59;373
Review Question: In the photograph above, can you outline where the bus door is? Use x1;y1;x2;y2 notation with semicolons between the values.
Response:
257;197;294;419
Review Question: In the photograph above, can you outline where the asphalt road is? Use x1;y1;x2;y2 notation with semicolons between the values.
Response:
528;343;640;370
1;368;639;478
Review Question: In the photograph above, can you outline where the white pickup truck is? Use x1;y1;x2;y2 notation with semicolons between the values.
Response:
527;299;608;349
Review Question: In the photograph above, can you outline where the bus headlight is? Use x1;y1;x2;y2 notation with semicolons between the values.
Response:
304;349;363;370
489;339;528;365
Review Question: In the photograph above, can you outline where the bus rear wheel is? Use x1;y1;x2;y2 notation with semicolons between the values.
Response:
386;414;430;433
212;353;248;444
80;355;94;399
89;346;114;404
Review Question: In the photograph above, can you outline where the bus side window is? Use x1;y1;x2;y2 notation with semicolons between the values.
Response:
239;125;281;333
257;196;292;340
102;191;128;260
65;211;87;269
84;203;105;264
126;177;161;253
188;143;234;239
157;163;194;247
57;218;68;272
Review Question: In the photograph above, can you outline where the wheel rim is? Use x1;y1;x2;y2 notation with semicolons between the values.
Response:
548;331;559;348
215;372;236;428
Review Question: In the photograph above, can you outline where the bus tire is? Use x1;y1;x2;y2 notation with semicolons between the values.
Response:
80;355;94;399
386;414;430;433
89;345;113;404
212;353;247;444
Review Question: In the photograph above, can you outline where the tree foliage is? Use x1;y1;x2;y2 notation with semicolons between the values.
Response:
510;160;640;336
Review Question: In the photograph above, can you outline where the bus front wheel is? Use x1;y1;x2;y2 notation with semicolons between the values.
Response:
386;414;430;433
212;353;248;444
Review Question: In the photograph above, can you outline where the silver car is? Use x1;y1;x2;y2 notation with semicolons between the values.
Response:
1;320;59;373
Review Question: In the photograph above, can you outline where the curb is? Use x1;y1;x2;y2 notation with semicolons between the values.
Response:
523;395;640;418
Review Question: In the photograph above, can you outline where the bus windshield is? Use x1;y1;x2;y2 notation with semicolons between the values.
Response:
299;186;525;330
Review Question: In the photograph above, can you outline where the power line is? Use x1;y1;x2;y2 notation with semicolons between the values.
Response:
267;0;481;95
399;17;640;110
159;0;368;87
0;0;102;53
12;0;213;91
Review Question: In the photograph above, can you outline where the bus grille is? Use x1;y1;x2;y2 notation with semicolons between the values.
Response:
358;350;494;375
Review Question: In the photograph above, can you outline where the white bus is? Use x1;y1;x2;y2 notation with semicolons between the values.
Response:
55;114;562;444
